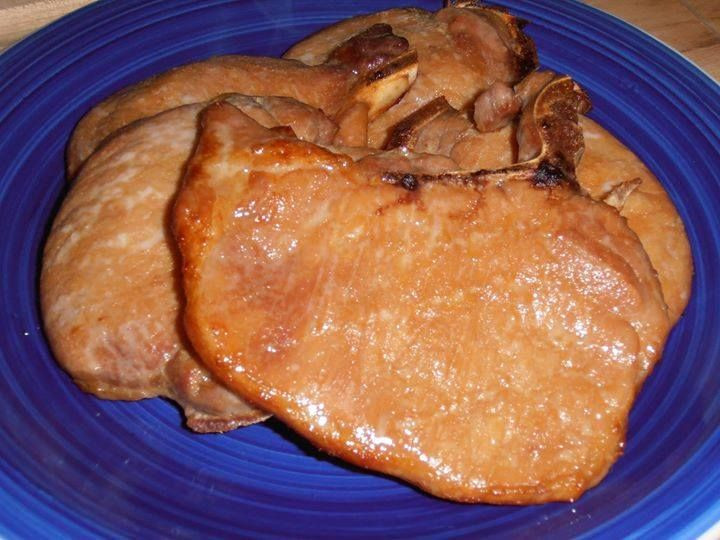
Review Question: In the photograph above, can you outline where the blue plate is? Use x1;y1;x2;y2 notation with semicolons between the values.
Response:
1;0;719;537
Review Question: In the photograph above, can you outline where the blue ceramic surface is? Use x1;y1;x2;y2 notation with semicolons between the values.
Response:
1;0;719;537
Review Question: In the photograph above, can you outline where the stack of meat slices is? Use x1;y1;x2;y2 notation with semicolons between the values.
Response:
41;1;692;503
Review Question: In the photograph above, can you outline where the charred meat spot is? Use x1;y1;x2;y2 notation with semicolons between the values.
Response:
385;96;452;150
383;170;489;189
365;51;418;83
375;192;421;216
382;171;420;190
329;23;410;76
352;51;418;119
369;68;390;82
532;160;566;188
400;173;419;191
514;40;538;80
384;125;415;149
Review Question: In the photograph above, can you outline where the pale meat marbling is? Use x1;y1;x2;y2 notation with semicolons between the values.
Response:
42;95;336;432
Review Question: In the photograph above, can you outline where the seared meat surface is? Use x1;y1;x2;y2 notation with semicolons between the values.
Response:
380;69;691;321
173;100;669;503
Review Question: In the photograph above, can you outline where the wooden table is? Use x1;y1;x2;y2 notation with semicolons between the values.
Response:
1;0;719;83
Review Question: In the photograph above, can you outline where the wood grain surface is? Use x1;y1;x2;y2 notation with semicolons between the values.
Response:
0;0;719;83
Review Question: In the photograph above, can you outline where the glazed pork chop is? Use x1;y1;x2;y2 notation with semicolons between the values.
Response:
577;117;692;323
68;3;533;175
288;8;692;322
173;80;670;502
66;27;416;176
42;95;336;432
382;71;692;323
66;57;349;176
41;0;690;502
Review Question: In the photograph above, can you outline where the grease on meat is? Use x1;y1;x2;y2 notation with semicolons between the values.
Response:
173;97;669;502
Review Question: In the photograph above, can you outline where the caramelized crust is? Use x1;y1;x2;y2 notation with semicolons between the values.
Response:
381;70;691;325
382;75;590;191
173;103;669;503
327;23;410;75
436;3;537;81
384;96;455;150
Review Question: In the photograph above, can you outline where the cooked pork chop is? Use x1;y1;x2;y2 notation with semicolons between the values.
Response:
577;117;693;323
288;8;692;319
42;95;336;432
285;3;536;147
66;57;349;176
68;3;532;174
67;25;417;177
173;87;669;503
44;1;688;502
382;71;692;323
